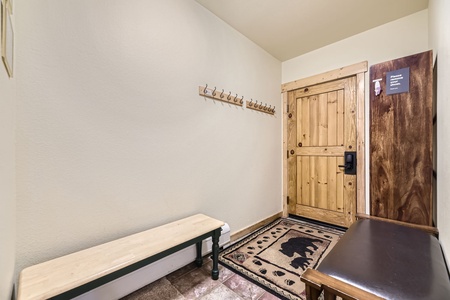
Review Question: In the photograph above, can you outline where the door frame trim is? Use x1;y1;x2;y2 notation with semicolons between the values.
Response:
282;61;368;218
281;61;368;92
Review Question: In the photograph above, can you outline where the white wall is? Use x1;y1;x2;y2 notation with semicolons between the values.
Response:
15;0;281;275
282;10;429;214
0;5;16;299
429;0;450;260
282;10;429;83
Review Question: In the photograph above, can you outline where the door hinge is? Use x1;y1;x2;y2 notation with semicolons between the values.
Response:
287;104;289;113
287;196;290;205
287;150;289;159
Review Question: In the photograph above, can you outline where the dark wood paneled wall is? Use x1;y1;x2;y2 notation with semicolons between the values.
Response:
370;51;433;226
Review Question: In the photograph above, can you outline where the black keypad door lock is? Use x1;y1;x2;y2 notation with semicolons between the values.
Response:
339;151;357;175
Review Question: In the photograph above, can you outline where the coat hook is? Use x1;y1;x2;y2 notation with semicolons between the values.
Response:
264;103;268;110
240;98;243;104
220;89;224;98
234;94;238;102
259;103;263;109
212;87;217;96
272;106;276;113
227;91;232;100
204;84;208;94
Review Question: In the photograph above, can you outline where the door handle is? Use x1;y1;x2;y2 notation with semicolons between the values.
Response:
338;151;357;175
338;154;353;169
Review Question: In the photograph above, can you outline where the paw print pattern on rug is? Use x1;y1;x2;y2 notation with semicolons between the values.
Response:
285;279;295;286
252;259;262;266
273;270;285;277
219;218;344;300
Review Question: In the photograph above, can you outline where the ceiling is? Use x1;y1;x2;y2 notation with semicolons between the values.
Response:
195;0;429;61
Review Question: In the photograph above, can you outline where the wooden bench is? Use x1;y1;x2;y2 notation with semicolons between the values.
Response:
301;214;450;300
17;214;224;300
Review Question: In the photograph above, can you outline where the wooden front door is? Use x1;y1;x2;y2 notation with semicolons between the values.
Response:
286;76;357;227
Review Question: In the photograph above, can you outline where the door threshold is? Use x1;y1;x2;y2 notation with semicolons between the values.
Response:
288;214;347;232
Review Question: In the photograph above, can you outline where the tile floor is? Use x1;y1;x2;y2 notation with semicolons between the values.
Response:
121;257;282;300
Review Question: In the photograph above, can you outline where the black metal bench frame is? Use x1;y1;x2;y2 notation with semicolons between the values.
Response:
50;227;222;300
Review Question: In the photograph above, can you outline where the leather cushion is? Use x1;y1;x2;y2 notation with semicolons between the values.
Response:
317;219;450;299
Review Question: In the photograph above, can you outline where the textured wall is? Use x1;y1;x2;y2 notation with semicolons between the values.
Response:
0;8;16;300
15;0;281;274
429;0;450;261
282;10;429;214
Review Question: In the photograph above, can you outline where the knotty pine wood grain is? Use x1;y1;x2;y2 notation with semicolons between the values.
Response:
287;90;297;214
282;92;289;217
281;61;367;93
290;77;356;227
356;72;366;214
370;50;433;226
283;62;367;224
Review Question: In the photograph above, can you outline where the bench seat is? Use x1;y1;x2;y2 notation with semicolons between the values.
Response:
302;218;450;299
18;214;224;300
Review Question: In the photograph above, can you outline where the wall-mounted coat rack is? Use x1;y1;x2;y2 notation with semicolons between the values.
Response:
199;84;275;115
199;85;243;107
246;100;275;115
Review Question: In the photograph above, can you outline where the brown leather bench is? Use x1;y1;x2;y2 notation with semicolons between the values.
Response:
301;216;450;300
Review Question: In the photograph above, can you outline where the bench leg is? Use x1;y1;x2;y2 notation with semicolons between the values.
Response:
211;228;221;280
323;290;337;300
305;285;322;300
195;241;203;267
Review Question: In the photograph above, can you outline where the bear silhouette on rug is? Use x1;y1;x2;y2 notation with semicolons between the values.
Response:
280;237;323;270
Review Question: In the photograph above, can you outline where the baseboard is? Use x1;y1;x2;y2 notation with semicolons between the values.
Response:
230;212;282;243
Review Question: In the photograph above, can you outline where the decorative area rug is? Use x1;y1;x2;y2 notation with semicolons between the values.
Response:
219;218;344;300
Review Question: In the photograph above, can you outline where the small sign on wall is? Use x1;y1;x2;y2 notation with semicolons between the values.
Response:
386;67;410;95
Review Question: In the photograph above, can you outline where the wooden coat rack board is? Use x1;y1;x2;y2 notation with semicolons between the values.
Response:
198;85;275;115
199;86;243;107
246;100;275;115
